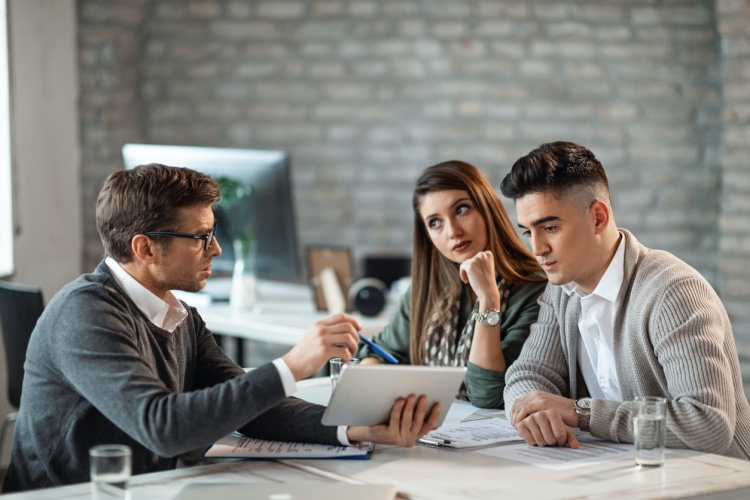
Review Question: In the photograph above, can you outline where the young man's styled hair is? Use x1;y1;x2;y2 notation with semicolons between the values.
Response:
96;163;221;263
500;141;611;211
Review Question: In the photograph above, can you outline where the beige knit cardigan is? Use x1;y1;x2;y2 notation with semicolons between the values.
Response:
504;229;750;460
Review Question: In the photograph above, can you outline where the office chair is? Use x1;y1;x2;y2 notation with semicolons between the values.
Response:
0;281;44;460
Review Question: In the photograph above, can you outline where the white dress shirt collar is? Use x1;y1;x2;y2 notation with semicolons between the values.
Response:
105;257;187;332
563;236;626;401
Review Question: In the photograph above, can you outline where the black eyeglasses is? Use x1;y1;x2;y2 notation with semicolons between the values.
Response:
143;220;218;252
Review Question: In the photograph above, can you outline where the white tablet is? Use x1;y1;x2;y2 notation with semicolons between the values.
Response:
321;365;467;427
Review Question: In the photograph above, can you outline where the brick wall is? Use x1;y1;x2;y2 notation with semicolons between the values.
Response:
78;0;147;268
716;0;750;390
77;1;750;385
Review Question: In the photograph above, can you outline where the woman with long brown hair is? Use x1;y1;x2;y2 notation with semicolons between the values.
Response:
357;160;547;408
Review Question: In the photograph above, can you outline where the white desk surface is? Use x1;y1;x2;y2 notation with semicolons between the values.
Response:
287;379;750;500
1;459;339;499
7;380;750;499
177;278;392;346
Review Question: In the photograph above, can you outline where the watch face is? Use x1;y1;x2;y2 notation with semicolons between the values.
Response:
475;308;501;326
576;398;592;410
486;309;501;326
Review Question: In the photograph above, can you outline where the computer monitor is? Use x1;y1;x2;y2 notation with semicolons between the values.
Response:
121;143;302;283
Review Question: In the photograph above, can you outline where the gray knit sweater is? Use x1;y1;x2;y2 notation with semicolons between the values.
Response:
4;262;339;492
504;229;750;460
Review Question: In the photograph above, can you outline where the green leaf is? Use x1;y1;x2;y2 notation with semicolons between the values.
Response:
214;176;255;245
215;176;253;211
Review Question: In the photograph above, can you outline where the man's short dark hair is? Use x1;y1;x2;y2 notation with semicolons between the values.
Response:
500;141;610;209
96;163;220;263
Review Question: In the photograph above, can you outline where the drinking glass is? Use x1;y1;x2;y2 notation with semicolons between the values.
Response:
634;396;667;467
90;444;132;499
330;357;360;391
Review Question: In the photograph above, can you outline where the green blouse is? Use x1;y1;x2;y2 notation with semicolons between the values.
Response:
356;280;548;409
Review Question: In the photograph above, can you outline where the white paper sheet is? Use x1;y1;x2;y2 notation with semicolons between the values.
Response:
419;402;524;449
477;435;633;470
442;400;483;425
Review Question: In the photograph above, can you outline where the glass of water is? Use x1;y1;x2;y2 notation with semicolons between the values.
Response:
329;357;360;392
634;396;667;467
89;444;132;499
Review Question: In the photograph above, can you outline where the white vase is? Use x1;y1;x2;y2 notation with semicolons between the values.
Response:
230;238;257;309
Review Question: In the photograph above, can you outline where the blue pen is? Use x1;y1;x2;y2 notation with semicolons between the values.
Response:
359;333;400;364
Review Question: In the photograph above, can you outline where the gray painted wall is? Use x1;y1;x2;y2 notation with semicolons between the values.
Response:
0;0;80;467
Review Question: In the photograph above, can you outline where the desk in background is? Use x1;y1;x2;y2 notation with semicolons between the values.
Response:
176;278;393;366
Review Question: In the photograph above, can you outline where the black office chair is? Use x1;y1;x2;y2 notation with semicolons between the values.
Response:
0;281;44;460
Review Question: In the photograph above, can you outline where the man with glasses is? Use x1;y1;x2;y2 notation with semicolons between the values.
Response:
4;163;440;492
144;219;218;254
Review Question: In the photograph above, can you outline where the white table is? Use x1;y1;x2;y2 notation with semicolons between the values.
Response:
176;278;392;366
1;459;340;499
283;379;750;500
7;378;750;499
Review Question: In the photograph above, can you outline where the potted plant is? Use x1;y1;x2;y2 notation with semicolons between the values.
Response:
215;176;256;309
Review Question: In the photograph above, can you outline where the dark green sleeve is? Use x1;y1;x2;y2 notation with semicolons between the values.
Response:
465;281;547;408
355;287;412;364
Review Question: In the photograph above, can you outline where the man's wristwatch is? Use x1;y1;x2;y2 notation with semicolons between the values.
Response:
472;308;501;326
574;397;592;432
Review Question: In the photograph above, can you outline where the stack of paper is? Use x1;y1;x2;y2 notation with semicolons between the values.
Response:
420;414;524;449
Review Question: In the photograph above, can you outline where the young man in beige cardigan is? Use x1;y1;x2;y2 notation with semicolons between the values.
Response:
500;141;750;460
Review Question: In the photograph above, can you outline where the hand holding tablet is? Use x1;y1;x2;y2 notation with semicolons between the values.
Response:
322;365;467;427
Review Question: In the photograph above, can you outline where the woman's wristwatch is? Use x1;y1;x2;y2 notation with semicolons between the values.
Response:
472;308;501;326
574;397;592;431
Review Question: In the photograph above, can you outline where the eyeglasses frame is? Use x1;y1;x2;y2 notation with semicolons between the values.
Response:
143;219;218;252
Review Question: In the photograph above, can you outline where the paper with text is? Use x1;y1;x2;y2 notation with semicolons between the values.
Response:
204;435;373;460
477;435;633;469
422;412;523;449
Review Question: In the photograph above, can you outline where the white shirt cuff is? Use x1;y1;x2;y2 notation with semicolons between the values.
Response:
337;426;352;446
272;358;298;397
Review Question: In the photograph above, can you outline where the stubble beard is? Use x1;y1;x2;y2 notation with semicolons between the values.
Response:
163;274;207;294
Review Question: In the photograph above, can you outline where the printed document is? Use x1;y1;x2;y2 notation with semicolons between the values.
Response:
421;415;523;449
419;401;524;449
478;435;633;470
204;435;373;460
